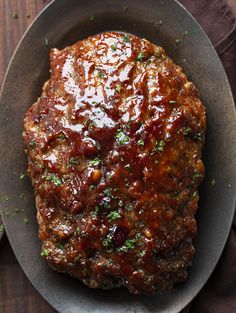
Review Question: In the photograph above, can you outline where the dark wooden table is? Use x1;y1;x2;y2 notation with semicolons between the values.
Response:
0;1;236;312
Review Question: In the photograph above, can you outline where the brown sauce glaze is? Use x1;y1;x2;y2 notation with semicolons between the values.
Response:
23;31;205;294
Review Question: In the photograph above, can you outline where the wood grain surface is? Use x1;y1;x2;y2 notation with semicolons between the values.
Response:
0;1;236;312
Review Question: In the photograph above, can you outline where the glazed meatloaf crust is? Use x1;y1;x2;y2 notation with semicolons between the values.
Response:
23;31;206;294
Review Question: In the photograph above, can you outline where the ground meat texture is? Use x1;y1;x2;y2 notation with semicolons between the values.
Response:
23;31;206;294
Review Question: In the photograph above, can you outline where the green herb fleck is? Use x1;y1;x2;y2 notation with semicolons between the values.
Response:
154;140;165;152
169;100;176;104
103;187;113;197
117;238;136;252
57;243;64;250
69;157;80;165
45;37;49;47
175;31;188;47
45;175;62;186
193;170;202;179
90;14;95;21
193;132;202;141
0;224;4;233
123;34;130;43
29;140;36;147
15;208;21;214
92;206;100;217
89;157;101;166
19;193;27;200
102;198;111;209
89;184;95;191
125;204;133;211
20;173;27;180
23;218;29;224
175;38;183;47
137;139;145;146
107;211;121;222
41;249;49;257
103;233;113;251
5;210;11;217
182;127;192;136
124;164;131;171
137;51;145;61
116;84;122;93
211;179;216;186
115;130;129;145
111;44;117;52
97;71;105;78
1;194;9;201
58;134;65;140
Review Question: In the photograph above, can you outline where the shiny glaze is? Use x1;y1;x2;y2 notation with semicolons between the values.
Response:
23;32;206;294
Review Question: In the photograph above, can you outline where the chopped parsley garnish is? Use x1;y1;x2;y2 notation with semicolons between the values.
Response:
76;227;81;233
175;38;183;47
182;127;192;136
15;208;21;214
193;132;202;141
193;170;202;179
117;238;136;252
69;157;80;165
97;71;105;78
211;179;216;186
1;194;9;201
41;249;49;257
107;211;121;222
45;37;49;47
19;193;27;200
125;204;133;211
175;31;188;47
137;51;145;61
103;187;113;197
90;14;95;21
57;243;64;250
0;224;4;233
101;198;111;209
115;130;129;145
116;84;122;93
111;44;117;52
45;175;62;186
123;34;130;43
89;184;95;190
23;218;29;224
92;206;100;217
137;139;145;146
103;233;113;250
58;134;65;140
29;140;36;147
19;173;27;180
124;164;131;171
154;140;165;152
118;200;123;206
89;157;101;166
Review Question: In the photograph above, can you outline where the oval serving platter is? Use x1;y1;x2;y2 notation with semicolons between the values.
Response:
0;0;236;312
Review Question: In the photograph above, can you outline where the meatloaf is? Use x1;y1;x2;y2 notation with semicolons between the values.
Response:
23;31;206;294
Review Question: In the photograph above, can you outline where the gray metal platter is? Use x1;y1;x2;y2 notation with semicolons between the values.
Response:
0;0;236;312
